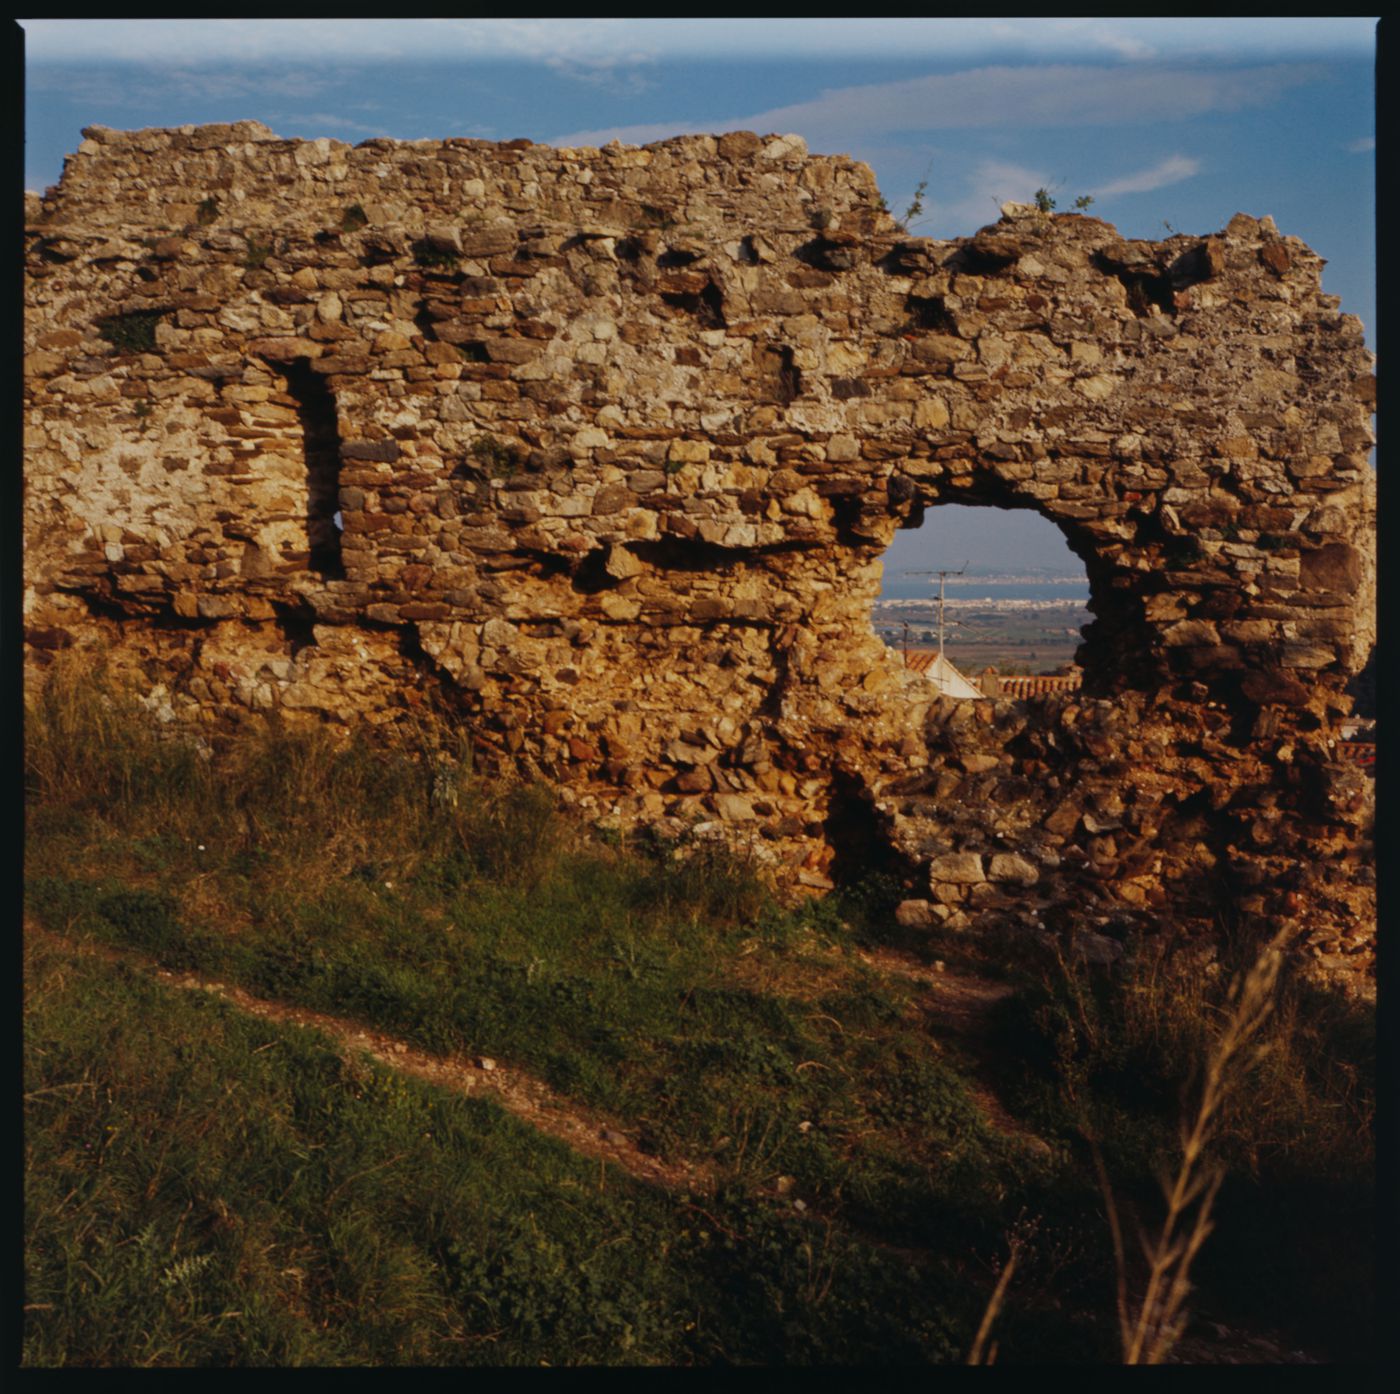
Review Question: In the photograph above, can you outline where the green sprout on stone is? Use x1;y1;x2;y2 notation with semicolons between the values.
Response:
413;240;459;271
895;161;934;232
243;235;274;269
468;434;519;479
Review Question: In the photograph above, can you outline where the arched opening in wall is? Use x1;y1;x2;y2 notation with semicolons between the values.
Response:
280;360;345;579
876;502;1091;698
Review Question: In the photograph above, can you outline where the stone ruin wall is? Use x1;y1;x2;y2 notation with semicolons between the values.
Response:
23;122;1377;983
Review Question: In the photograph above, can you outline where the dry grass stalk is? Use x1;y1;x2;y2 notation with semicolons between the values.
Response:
966;1237;1022;1365
1103;930;1288;1364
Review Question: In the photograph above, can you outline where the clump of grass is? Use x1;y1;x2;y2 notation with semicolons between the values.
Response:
95;310;165;355
895;175;928;234
242;235;274;270
1030;188;1094;217
412;239;459;271
466;434;520;479
25;657;210;815
24;930;981;1365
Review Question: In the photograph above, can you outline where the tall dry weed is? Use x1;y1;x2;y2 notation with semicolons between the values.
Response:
24;654;210;817
1100;929;1289;1364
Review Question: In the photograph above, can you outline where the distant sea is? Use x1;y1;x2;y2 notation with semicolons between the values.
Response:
879;577;1090;603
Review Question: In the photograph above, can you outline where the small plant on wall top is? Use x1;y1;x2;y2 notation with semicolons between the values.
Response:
1033;188;1095;216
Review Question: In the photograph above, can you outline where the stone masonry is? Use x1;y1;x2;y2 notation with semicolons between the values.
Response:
24;123;1376;983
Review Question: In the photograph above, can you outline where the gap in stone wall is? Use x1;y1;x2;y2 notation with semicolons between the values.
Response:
279;360;345;579
877;502;1091;690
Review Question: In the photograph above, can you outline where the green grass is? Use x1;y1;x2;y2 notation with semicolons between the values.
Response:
24;934;977;1365
243;235;275;270
23;659;1373;1363
95;310;165;355
24;665;1029;1229
412;240;459;271
25;815;1032;1247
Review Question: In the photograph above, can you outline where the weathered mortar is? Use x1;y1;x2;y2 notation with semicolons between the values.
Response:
24;122;1376;982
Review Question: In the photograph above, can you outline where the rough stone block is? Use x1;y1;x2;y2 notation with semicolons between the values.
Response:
930;852;985;886
988;853;1040;885
895;899;939;929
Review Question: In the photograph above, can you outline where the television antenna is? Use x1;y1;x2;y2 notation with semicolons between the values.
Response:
902;562;967;662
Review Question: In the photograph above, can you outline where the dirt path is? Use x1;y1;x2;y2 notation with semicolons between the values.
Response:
28;925;1328;1363
30;924;1050;1185
856;945;1052;1154
27;924;717;1195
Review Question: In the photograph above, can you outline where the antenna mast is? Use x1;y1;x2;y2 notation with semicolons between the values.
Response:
903;563;968;667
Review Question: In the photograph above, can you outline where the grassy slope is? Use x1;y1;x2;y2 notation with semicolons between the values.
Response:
25;933;977;1366
22;662;1375;1364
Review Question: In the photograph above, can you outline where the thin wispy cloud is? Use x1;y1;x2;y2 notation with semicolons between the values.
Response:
543;54;656;97
29;63;339;108
1346;136;1375;153
552;62;1326;150
1092;155;1201;198
279;112;389;138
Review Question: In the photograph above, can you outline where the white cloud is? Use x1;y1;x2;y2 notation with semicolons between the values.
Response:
932;159;1051;234
1094;32;1156;61
1092;155;1201;198
17;19;654;69
1347;136;1376;153
19;18;1378;65
553;62;1325;151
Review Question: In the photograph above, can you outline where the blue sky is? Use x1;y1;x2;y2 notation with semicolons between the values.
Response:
21;19;1376;575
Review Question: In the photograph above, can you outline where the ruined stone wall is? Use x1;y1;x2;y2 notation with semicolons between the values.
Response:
24;122;1376;981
